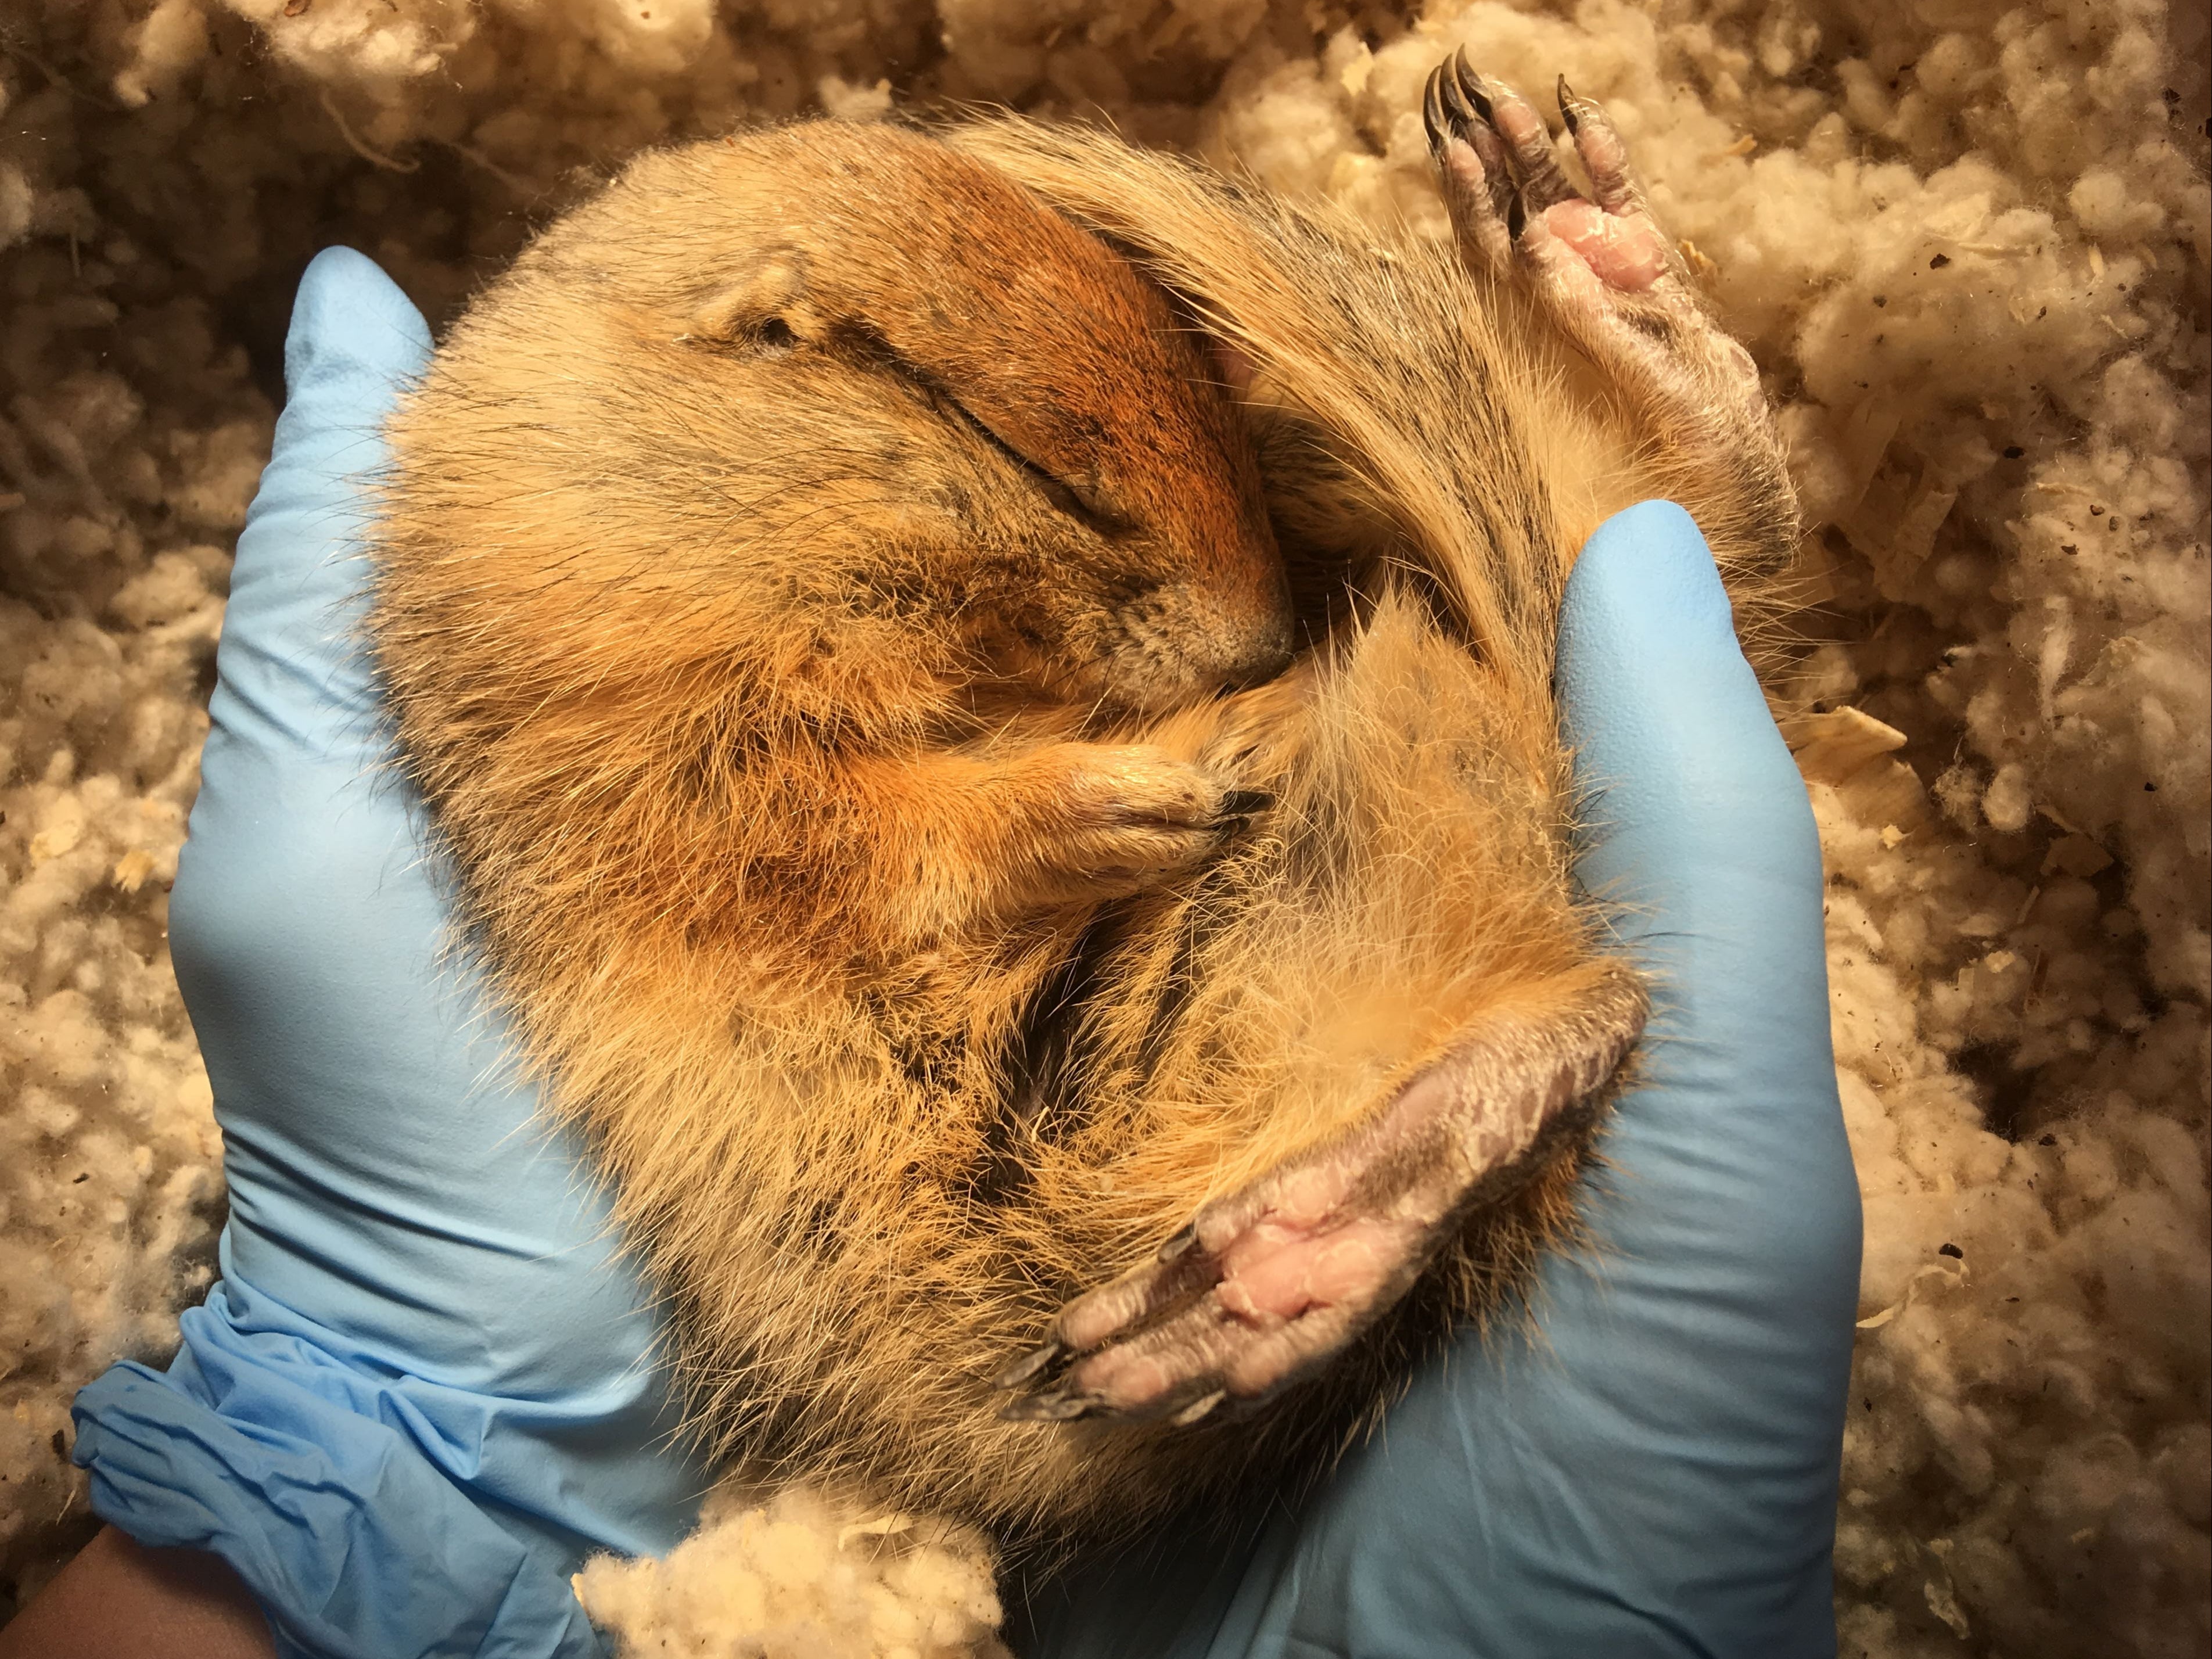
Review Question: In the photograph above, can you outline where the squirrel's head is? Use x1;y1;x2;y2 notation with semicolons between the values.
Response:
660;124;1294;712
406;125;1295;734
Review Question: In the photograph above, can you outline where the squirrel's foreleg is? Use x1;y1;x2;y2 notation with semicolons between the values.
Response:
832;742;1267;952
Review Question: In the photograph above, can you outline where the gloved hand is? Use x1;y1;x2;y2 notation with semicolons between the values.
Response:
1015;501;1864;1657
70;247;712;1659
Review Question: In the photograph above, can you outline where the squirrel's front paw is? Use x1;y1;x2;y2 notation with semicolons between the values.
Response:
1015;744;1266;909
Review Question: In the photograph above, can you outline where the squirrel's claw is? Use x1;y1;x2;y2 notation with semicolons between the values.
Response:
997;1385;1109;1423
990;1337;1064;1391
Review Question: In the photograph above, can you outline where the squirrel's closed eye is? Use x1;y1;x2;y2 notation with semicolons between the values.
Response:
1019;454;1127;536
933;389;1129;536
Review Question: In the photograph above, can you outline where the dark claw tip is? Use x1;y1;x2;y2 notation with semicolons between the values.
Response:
1218;789;1274;816
1557;75;1580;130
1423;69;1452;152
999;1389;1105;1423
992;1338;1064;1391
1452;53;1493;123
1157;1222;1200;1263
1437;60;1475;129
1169;1389;1227;1428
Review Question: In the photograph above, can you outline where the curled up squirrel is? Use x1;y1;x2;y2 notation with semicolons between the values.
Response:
369;59;1800;1549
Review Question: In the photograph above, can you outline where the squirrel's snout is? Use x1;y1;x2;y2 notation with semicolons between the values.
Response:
1186;547;1295;691
1233;642;1295;690
1106;574;1293;706
1228;559;1298;684
1218;612;1294;689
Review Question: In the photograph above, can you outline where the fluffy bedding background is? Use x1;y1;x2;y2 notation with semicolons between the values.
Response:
0;0;2204;1653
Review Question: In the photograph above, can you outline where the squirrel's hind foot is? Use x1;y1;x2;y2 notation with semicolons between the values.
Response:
1424;53;1768;438
998;962;1647;1426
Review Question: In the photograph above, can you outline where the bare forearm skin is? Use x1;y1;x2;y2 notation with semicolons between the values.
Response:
0;1528;275;1659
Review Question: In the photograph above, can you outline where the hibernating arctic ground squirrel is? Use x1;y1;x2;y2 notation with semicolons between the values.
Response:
369;54;1800;1547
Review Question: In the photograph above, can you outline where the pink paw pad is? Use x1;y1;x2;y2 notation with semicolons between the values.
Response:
1542;199;1668;292
1216;1213;1423;1326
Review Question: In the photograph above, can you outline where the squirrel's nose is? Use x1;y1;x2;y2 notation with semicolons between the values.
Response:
1223;628;1294;690
1243;642;1295;686
1206;590;1295;690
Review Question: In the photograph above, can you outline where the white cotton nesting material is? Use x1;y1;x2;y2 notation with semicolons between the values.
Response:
572;1484;1008;1659
2;0;2206;1653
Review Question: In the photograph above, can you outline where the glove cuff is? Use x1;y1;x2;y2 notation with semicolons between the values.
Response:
73;1286;609;1659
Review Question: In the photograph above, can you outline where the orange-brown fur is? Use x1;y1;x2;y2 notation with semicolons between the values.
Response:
372;116;1795;1543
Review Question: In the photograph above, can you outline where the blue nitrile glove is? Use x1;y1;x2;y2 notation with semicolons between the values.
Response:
1016;500;1863;1657
70;247;713;1659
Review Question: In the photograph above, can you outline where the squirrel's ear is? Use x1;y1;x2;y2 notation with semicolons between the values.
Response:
692;246;822;344
1207;336;1255;397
